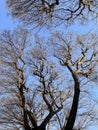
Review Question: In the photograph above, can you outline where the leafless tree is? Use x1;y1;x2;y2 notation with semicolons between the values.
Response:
6;0;98;27
0;29;67;130
0;28;30;130
49;31;98;130
0;29;98;130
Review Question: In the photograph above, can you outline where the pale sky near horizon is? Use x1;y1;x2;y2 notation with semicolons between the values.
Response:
0;0;19;30
0;1;98;130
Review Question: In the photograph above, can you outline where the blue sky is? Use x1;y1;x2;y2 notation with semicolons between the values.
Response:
0;0;19;30
0;1;98;130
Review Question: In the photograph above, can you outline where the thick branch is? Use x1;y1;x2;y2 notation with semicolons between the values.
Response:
18;86;30;130
40;107;62;128
23;109;31;130
27;110;38;128
64;63;80;130
42;93;53;111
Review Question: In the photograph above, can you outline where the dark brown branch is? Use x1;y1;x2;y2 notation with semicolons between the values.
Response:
18;85;30;130
27;110;38;128
42;93;53;111
56;0;59;5
40;107;62;128
23;109;31;130
64;63;80;130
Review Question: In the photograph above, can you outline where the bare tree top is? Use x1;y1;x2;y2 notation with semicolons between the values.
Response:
6;0;98;28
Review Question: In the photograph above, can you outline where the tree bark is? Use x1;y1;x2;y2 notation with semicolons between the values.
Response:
64;63;80;130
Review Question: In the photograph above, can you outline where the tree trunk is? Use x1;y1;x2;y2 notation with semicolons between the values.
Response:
64;86;80;130
64;64;80;130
